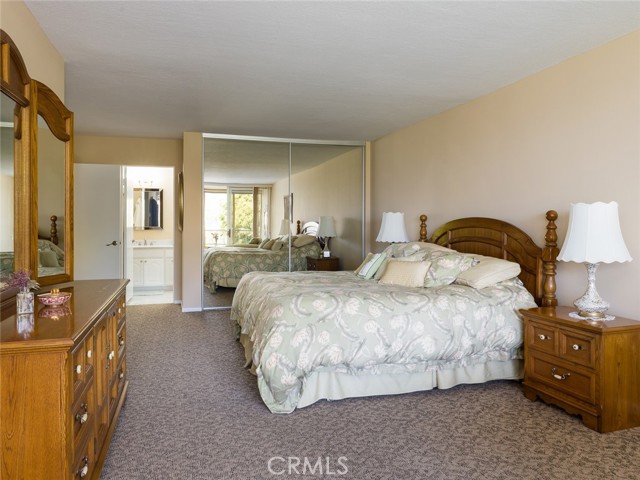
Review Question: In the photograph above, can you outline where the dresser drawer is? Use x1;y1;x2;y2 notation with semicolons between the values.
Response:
558;329;597;368
73;434;95;480
528;353;596;404
526;321;556;354
72;382;95;461
71;331;95;402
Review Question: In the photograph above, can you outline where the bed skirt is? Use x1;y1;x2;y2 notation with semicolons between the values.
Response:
239;334;523;410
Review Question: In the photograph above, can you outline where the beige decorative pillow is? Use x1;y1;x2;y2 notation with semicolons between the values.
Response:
293;235;316;248
374;250;427;280
258;238;271;249
455;255;521;289
261;239;275;250
378;259;432;288
249;237;261;245
271;240;286;251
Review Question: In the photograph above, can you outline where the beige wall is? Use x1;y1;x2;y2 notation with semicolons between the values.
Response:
182;132;203;311
75;135;184;302
0;0;65;100
372;31;640;318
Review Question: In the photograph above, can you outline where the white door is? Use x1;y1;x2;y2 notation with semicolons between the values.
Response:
74;164;123;280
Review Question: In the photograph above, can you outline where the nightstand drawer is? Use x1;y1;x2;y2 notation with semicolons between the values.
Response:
527;321;556;354
559;330;597;368
528;353;596;404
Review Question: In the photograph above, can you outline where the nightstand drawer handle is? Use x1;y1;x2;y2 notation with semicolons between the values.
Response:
538;334;550;341
572;344;583;351
551;367;570;381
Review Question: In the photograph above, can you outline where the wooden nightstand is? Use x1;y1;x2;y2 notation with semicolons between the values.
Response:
306;256;339;271
520;306;640;433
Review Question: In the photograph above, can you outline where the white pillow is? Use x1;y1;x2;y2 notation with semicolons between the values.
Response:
455;255;521;289
374;250;427;280
378;260;432;288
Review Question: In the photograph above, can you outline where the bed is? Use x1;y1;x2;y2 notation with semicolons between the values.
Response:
230;211;559;413
203;220;322;291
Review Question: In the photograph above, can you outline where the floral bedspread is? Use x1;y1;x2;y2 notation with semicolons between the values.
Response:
231;271;537;413
203;242;321;289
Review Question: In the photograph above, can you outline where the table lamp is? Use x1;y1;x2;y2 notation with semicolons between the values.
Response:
557;201;632;319
317;216;337;258
376;212;410;243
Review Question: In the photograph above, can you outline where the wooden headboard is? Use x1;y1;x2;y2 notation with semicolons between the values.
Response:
423;211;559;307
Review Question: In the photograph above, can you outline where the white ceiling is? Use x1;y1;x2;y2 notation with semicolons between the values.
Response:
25;1;640;142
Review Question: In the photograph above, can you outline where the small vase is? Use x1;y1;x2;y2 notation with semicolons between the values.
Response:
16;289;34;315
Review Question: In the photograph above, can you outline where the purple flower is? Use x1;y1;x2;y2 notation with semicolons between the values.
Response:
2;270;40;291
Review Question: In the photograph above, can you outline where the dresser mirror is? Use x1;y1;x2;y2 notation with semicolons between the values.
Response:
0;95;17;279
0;29;74;291
33;80;74;285
36;112;68;278
0;30;31;296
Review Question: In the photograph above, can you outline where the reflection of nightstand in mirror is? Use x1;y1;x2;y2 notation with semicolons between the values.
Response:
306;256;339;271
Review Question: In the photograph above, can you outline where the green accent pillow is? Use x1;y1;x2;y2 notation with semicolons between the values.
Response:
423;251;475;287
356;252;387;279
40;249;60;267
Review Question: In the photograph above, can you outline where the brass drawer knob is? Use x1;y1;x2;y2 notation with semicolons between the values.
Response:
551;367;571;381
75;403;88;424
77;456;89;478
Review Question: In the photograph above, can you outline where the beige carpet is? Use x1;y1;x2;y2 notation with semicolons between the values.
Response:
101;304;640;479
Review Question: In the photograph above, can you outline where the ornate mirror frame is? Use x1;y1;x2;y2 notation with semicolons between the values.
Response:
0;29;74;288
32;80;74;285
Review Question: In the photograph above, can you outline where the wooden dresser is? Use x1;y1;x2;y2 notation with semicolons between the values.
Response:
1;279;129;479
521;306;640;433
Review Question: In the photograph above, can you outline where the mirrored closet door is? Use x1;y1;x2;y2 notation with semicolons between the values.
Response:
202;135;364;309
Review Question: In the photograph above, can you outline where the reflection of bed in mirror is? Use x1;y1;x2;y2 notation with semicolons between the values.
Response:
37;215;65;277
203;220;321;291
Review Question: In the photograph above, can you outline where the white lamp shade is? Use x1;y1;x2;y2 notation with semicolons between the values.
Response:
317;216;337;238
558;201;632;264
278;219;290;236
376;212;410;243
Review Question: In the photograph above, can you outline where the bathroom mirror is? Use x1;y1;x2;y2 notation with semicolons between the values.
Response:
134;188;163;230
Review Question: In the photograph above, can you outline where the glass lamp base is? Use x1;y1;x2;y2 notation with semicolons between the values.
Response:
574;263;610;318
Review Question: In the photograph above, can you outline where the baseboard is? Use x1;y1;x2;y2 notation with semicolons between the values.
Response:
181;306;202;313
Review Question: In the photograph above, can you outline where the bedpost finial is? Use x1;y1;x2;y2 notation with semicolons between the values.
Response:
419;214;428;242
542;210;559;307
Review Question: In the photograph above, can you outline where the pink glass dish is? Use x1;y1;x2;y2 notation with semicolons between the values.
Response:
37;291;72;306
